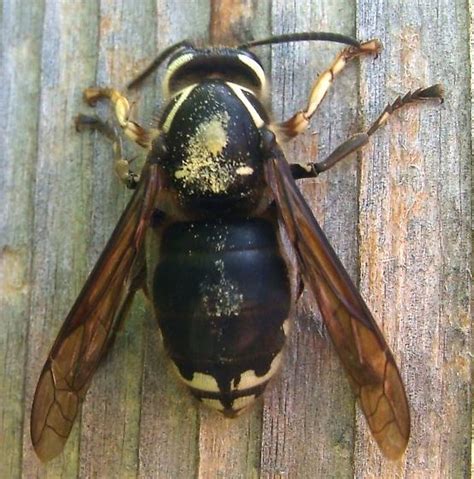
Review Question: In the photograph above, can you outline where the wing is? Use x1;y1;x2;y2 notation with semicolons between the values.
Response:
31;162;161;462
264;143;410;460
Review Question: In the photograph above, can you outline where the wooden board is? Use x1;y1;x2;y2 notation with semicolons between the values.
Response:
0;0;470;477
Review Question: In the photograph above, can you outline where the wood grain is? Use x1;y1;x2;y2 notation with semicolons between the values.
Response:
356;1;471;476
261;1;362;477
0;0;470;478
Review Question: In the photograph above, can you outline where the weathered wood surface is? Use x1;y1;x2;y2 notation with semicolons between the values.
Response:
0;0;470;478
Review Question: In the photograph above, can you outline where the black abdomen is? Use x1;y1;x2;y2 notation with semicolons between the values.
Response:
153;217;291;415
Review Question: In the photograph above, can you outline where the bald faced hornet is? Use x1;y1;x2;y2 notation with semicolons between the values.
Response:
31;32;443;462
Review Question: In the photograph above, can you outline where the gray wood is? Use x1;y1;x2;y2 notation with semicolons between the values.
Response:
0;0;470;478
261;1;360;477
0;2;46;478
356;0;471;477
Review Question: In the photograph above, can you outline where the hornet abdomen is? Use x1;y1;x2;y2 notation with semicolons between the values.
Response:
153;217;291;415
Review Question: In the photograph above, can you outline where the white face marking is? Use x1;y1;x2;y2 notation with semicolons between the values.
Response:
163;52;194;98
283;319;291;336
232;352;283;391
237;54;266;89
226;82;265;128
162;84;196;133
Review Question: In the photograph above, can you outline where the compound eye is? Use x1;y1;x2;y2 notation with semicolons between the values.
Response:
235;52;266;90
164;47;267;97
167;50;195;76
164;51;196;96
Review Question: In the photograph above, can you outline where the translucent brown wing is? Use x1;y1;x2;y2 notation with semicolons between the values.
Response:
31;162;161;462
264;144;410;459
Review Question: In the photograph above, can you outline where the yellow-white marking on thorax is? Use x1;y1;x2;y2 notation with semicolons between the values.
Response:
174;110;254;195
236;165;254;176
162;84;197;133
173;111;229;194
226;82;265;128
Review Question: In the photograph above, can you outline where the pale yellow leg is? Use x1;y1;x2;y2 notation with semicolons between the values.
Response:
83;87;152;148
277;39;382;139
290;84;444;179
75;114;140;188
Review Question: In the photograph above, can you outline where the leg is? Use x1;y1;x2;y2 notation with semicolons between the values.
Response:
83;87;154;148
277;40;382;140
291;84;444;179
75;114;140;188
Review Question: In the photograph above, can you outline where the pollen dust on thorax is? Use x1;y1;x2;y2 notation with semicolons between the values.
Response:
174;111;253;194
